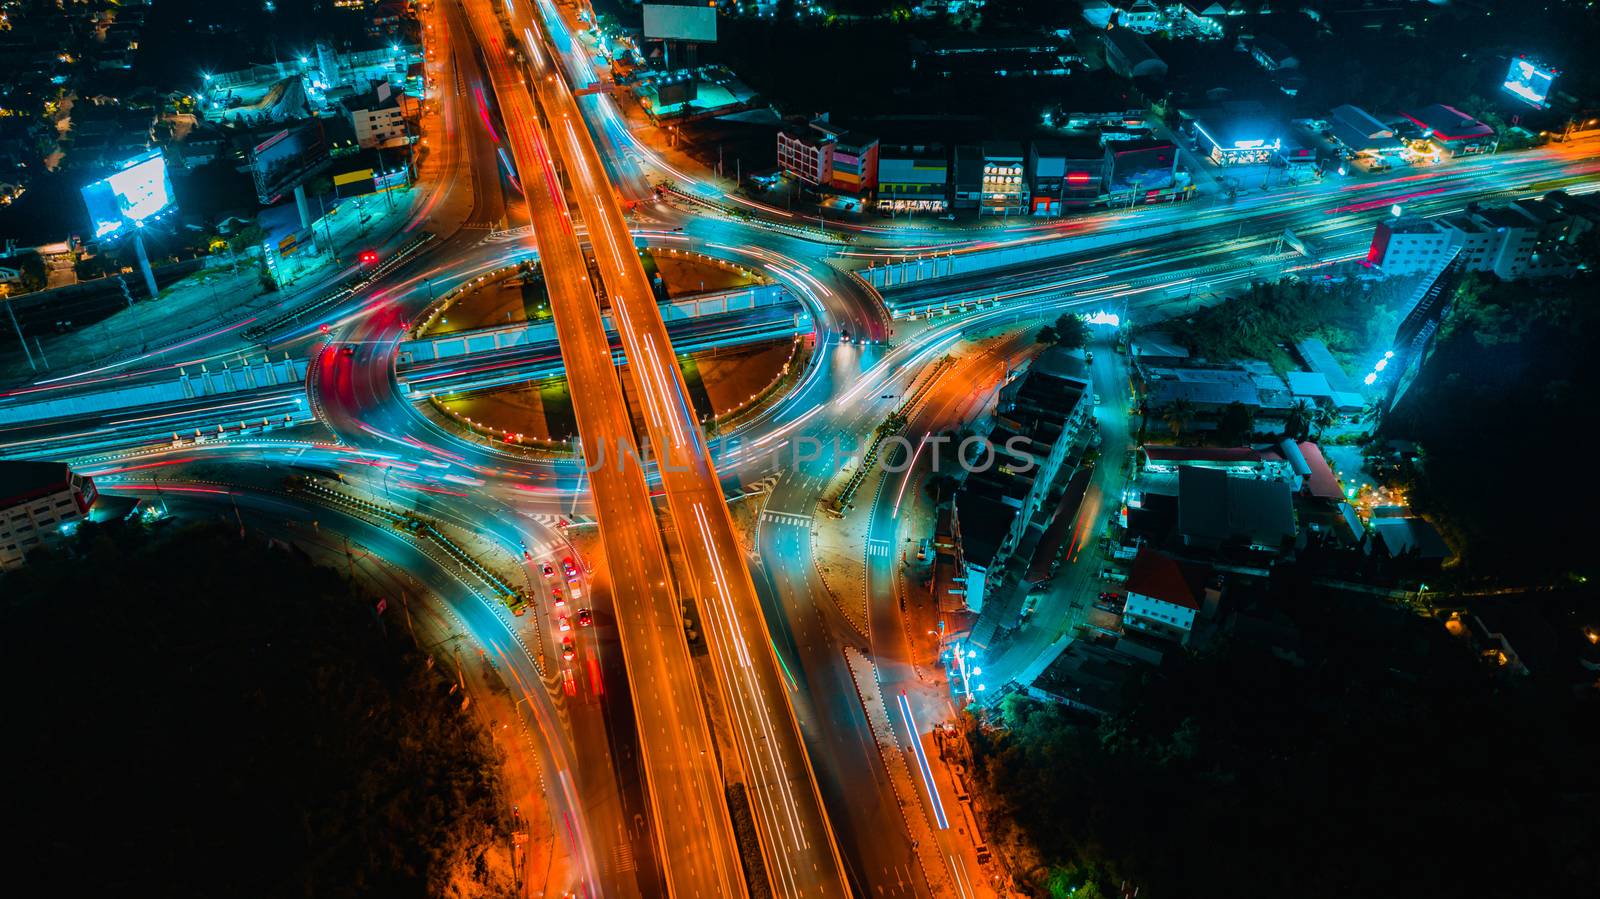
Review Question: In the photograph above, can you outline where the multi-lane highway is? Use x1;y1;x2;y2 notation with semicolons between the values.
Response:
454;1;751;898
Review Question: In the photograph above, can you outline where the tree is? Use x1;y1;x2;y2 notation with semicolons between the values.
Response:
1036;325;1059;345
227;223;267;259
1312;405;1339;441
16;252;47;293
923;473;957;506
1163;398;1194;436
1285;399;1313;441
1216;401;1255;445
1052;313;1091;351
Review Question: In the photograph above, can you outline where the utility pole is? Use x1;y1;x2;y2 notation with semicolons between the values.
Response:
4;298;36;371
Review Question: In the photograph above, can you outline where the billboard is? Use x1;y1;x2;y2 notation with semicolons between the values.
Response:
1503;56;1558;107
249;123;330;205
1108;141;1176;193
80;150;175;240
642;4;717;42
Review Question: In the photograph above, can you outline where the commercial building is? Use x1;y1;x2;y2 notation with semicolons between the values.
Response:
1102;28;1168;79
1367;193;1595;279
952;145;985;210
956;348;1092;611
917;32;1072;79
980;142;1028;216
1366;215;1455;275
775;116;879;194
776;124;833;185
877;144;949;212
1028;137;1105;214
1403;104;1496;158
1169;0;1226;38
829;131;879;195
343;82;409;149
1329;104;1403;158
1189;112;1281;166
1;461;98;570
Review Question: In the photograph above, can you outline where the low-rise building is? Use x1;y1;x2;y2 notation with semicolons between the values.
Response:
776;123;833;186
1329;104;1403;158
1403;103;1496;158
829;131;879;195
2;461;98;570
1366;215;1455;275
1248;35;1298;72
1028;136;1105;214
1123;546;1218;645
952;144;985;210
1122;0;1169;32
1177;465;1296;553
980;141;1028;216
1102;28;1168;79
1189;111;1281;166
1169;0;1226;37
1368;193;1590;279
344;82;409;149
878;144;948;212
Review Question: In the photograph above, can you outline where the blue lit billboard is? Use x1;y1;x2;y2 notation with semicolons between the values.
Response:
80;150;176;240
1503;56;1558;107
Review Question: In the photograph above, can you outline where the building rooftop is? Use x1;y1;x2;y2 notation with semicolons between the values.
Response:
1178;465;1296;549
1404;104;1494;141
982;140;1025;160
0;461;73;508
1285;370;1333;398
1297;441;1341;501
1372;517;1450;560
1127;546;1209;610
1143;446;1265;465
1145;366;1261;407
1191;111;1282;151
1102;27;1162;68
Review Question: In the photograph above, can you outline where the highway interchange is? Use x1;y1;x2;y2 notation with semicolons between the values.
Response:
3;0;1599;896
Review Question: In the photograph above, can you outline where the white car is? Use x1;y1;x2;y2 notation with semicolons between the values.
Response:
569;582;584;601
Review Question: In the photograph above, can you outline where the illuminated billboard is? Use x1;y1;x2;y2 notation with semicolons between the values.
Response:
1503;56;1558;107
642;4;717;42
80;150;175;240
249;123;330;205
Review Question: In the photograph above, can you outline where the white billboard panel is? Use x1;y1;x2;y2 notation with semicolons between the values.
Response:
81;150;175;240
642;4;717;43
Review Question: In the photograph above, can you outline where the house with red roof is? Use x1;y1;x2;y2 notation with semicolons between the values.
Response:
1402;104;1497;158
1123;546;1219;645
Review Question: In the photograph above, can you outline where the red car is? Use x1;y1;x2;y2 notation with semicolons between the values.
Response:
576;608;593;627
561;635;576;661
561;556;580;582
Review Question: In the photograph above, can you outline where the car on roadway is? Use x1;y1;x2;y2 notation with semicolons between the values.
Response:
576;608;593;627
558;615;571;632
562;556;580;582
569;582;584;601
340;344;356;356
540;562;556;580
561;635;576;661
551;588;565;607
